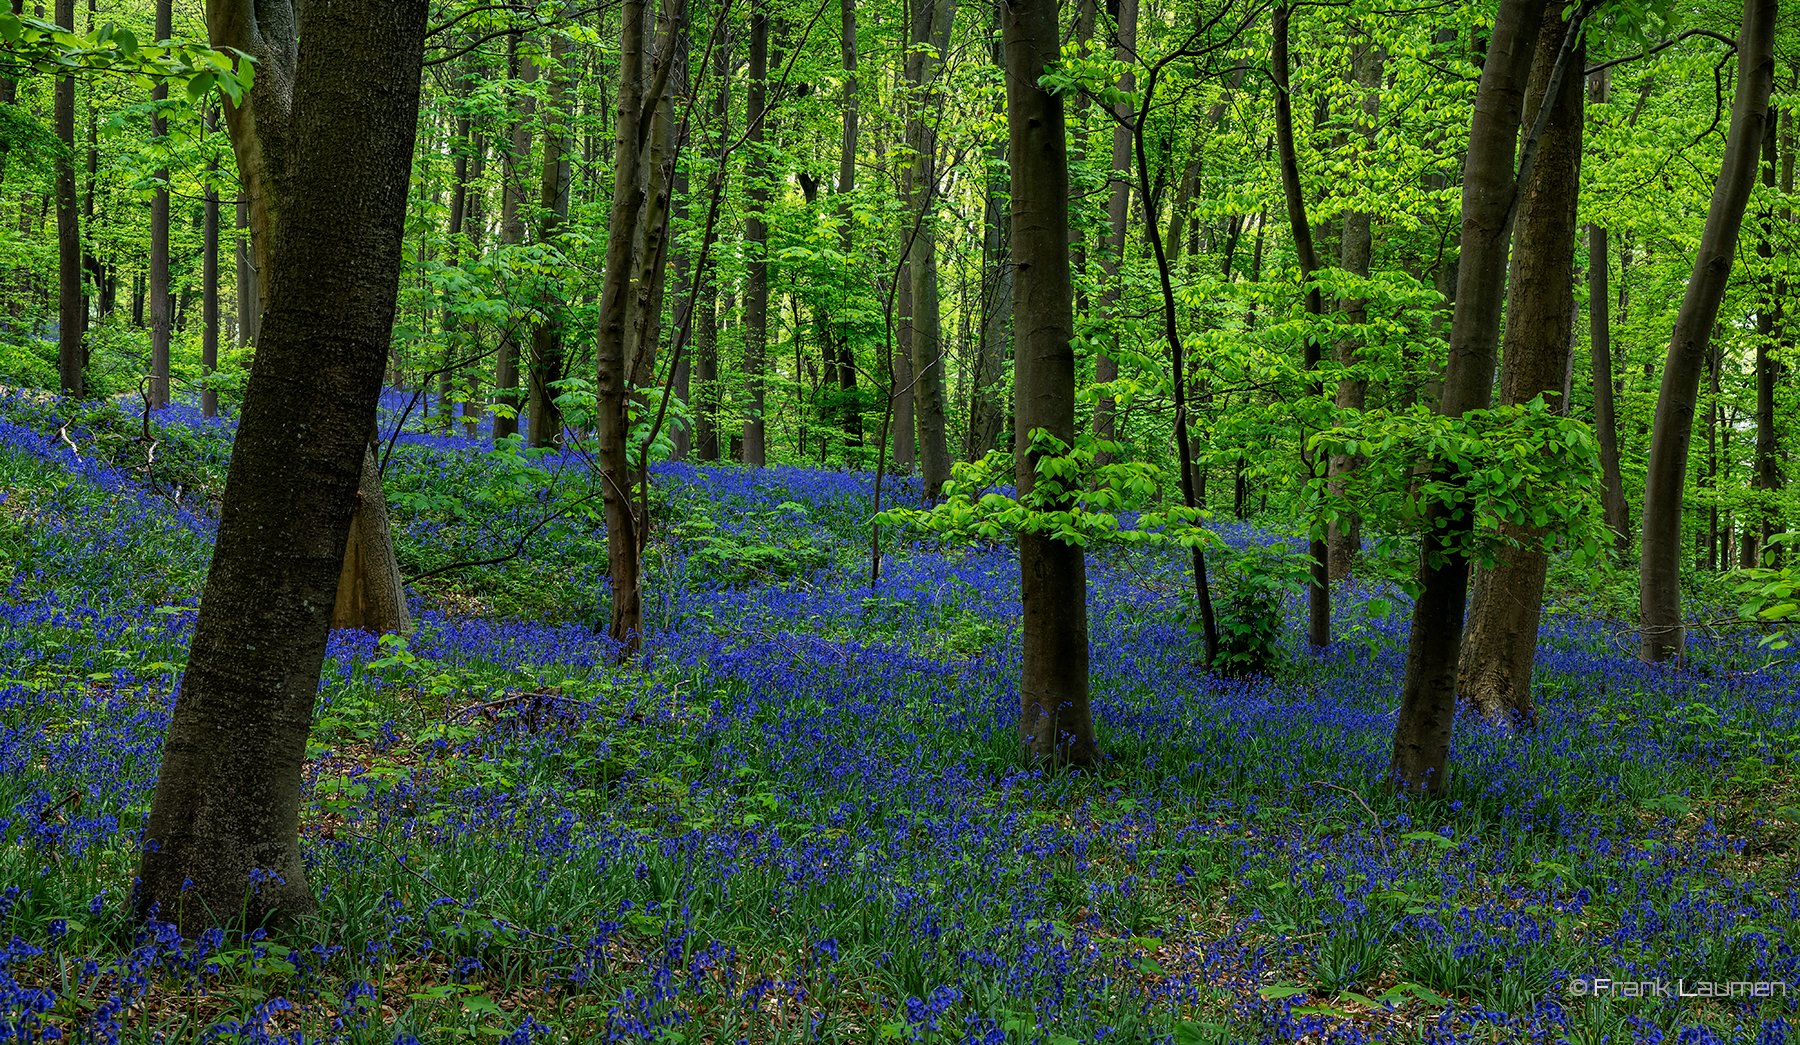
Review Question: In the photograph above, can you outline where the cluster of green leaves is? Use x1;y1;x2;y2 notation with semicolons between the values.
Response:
0;13;253;103
1310;396;1605;572
879;428;1217;551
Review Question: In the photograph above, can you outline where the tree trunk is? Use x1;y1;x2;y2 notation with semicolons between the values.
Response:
1639;0;1777;661
202;110;221;418
967;73;1011;462
1004;0;1094;768
1457;19;1584;728
1327;39;1382;581
1745;105;1783;567
742;5;771;465
694;35;728;463
492;34;537;443
1390;0;1550;794
594;0;678;652
904;0;957;498
1090;0;1136;456
148;0;174;407
54;0;81;397
529;30;574;449
893;265;917;471
235;198;259;347
137;0;428;933
831;0;864;449
1272;3;1329;648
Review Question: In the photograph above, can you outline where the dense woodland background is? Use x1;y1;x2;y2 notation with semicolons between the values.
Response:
0;0;1799;1040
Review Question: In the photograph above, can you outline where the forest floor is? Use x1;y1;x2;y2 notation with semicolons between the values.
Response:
0;390;1796;1044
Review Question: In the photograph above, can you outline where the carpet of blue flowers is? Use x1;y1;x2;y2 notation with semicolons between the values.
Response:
0;389;1796;1044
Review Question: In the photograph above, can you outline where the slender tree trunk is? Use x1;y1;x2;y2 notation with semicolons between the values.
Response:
694;34;728;463
742;5;771;464
236;198;259;348
1005;0;1094;768
893;264;917;471
493;34;537;443
1458;20;1584;727
1639;0;1777;661
529;30;573;449
137;0;428;933
1586;68;1630;554
54;0;81;396
904;0;957;498
1327;40;1382;581
967;60;1011;462
148;0;174;407
1391;0;1551;794
594;0;678;651
831;0;864;449
1745;105;1783;567
1090;0;1136;457
460;134;487;437
202;111;221;418
1272;2;1329;647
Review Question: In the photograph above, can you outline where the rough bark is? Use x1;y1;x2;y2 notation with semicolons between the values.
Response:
1004;0;1094;768
1639;0;1777;661
137;0;428;932
1390;0;1549;794
1272;3;1329;648
1458;20;1584;728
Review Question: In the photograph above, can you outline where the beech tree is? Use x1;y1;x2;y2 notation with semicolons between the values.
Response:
1639;0;1778;662
137;0;429;930
1005;0;1094;767
1458;13;1584;726
1389;0;1549;794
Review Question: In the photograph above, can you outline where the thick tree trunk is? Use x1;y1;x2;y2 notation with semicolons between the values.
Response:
1272;3;1329;648
492;35;537;443
1004;0;1094;768
528;31;573;449
1390;0;1550;794
54;0;81;397
1639;0;1777;661
149;0;173;408
137;0;428;933
1457;20;1584;728
1090;0;1136;456
742;5;770;465
1327;39;1382;581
